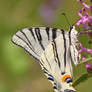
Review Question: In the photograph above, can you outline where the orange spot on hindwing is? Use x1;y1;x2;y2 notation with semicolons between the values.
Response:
61;75;71;83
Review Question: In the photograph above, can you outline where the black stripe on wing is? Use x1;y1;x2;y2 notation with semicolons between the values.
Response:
69;27;72;45
44;71;54;82
61;29;66;67
35;28;45;50
28;28;36;42
69;27;73;62
52;28;57;40
48;74;54;81
15;34;34;51
45;27;50;40
20;30;34;50
12;34;40;61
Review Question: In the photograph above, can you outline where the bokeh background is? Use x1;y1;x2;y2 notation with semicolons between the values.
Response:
0;0;92;92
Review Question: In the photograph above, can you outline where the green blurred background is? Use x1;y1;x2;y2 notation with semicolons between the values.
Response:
0;0;92;92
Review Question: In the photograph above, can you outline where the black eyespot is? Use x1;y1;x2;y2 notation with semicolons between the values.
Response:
65;78;72;83
53;83;57;89
61;72;65;75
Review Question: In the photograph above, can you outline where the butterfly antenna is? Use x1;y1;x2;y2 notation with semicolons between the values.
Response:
72;17;80;26
62;13;71;26
72;18;81;31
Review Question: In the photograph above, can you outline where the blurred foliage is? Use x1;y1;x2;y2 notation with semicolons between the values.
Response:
0;0;92;92
73;73;92;87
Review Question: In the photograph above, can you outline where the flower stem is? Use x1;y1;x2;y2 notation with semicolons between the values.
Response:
72;73;89;87
77;57;92;66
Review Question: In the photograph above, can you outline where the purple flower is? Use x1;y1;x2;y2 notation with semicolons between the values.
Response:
82;55;86;60
77;0;92;10
80;31;92;35
76;10;92;28
78;43;92;55
80;55;92;74
78;41;92;74
76;0;92;29
85;62;92;74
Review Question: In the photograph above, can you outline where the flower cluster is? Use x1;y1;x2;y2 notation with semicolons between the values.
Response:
78;43;92;55
76;0;92;74
76;0;92;29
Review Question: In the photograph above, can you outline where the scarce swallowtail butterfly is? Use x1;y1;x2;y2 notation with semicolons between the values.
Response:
12;26;80;92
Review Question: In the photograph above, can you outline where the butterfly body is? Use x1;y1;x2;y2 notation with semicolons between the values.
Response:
12;26;80;92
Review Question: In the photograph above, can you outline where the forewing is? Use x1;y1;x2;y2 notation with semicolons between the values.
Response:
12;27;63;61
12;27;73;76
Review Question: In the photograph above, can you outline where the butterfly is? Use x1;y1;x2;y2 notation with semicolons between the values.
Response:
12;26;80;92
